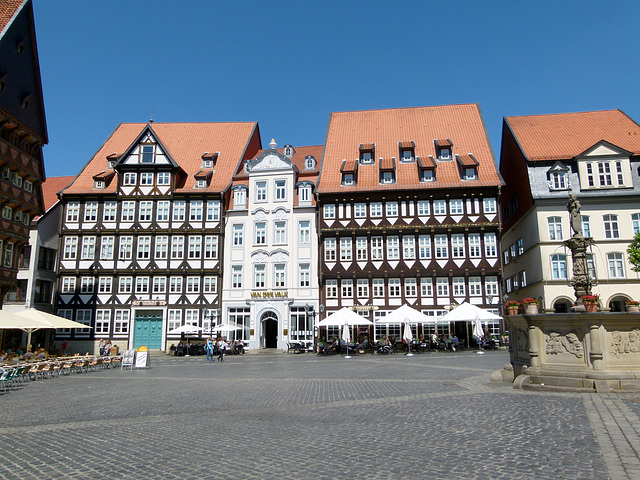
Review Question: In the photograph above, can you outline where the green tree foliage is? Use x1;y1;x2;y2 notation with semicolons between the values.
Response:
627;233;640;272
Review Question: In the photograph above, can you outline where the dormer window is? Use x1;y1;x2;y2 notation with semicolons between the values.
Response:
456;154;479;181
107;153;119;169
359;143;375;165
399;141;415;163
340;159;358;186
464;167;478;180
141;144;155;163
379;156;396;184
194;170;212;189
201;152;218;168
94;180;105;189
421;170;435;182
550;171;568;190
435;139;453;161
283;144;295;158
547;162;570;190
305;155;316;170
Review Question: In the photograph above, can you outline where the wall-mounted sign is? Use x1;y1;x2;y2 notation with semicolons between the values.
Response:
348;305;379;311
132;299;167;307
250;291;289;299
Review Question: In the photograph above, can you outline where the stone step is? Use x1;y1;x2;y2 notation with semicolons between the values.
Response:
529;375;593;389
521;383;594;393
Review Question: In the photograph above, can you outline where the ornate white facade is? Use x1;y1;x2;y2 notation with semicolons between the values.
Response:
222;141;321;350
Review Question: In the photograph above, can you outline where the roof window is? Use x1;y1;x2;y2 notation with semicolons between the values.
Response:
399;141;415;163
359;143;375;165
434;139;453;161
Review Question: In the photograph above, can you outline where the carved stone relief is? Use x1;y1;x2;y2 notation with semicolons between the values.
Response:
515;327;529;352
545;331;584;358
610;329;640;356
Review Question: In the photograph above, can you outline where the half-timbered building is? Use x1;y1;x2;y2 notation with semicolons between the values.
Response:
56;122;261;352
0;0;48;306
222;140;322;350
316;104;504;343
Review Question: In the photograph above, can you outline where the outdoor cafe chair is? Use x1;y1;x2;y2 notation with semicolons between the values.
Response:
0;368;16;392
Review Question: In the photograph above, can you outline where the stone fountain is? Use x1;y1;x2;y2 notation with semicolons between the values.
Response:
494;195;640;393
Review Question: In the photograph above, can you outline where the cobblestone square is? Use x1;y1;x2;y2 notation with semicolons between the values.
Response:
1;351;639;479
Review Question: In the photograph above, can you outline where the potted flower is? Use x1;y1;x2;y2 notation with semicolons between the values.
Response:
625;300;640;313
522;297;539;314
581;294;600;313
505;300;521;315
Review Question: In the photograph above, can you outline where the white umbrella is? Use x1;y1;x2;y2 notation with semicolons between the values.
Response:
0;309;55;351
437;302;502;322
167;324;202;335
342;323;352;358
378;305;438;324
211;324;241;333
403;322;414;356
317;307;374;327
167;324;202;356
437;303;502;351
14;308;93;330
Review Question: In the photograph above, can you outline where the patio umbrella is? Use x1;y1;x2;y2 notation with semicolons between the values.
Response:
167;324;203;356
437;302;502;352
317;307;374;327
378;304;438;325
211;324;241;333
15;308;93;330
403;322;414;356
342;322;352;358
0;309;54;351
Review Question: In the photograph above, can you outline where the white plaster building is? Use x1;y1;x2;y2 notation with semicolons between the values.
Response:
500;110;640;312
222;140;322;350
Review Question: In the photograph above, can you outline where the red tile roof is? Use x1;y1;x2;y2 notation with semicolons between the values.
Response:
505;109;640;161
456;154;478;166
62;122;259;195
40;175;74;213
318;104;501;193
0;0;25;36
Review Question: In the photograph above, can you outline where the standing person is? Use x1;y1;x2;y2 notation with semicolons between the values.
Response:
104;340;112;356
217;337;226;362
205;337;214;363
98;338;106;356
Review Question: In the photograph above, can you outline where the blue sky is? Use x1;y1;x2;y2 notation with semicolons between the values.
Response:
33;0;640;178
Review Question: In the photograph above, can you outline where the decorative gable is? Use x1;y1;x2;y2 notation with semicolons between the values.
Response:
115;125;177;168
245;150;295;172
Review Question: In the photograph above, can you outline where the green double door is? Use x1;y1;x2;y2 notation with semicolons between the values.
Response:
133;310;163;349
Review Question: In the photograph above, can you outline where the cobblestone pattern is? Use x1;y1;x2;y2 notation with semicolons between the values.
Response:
0;351;631;479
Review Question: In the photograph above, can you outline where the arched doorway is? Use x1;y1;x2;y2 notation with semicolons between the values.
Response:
261;311;278;348
609;295;630;312
553;298;573;313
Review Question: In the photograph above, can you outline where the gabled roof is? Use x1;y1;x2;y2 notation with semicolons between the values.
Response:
0;0;48;144
39;175;74;214
0;0;24;33
505;109;640;162
62;122;259;195
317;104;501;193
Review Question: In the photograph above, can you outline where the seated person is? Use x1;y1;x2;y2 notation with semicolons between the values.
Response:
234;340;245;355
361;338;369;350
34;348;47;360
21;350;34;361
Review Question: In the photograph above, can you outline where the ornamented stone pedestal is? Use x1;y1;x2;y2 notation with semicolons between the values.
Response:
500;313;640;393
